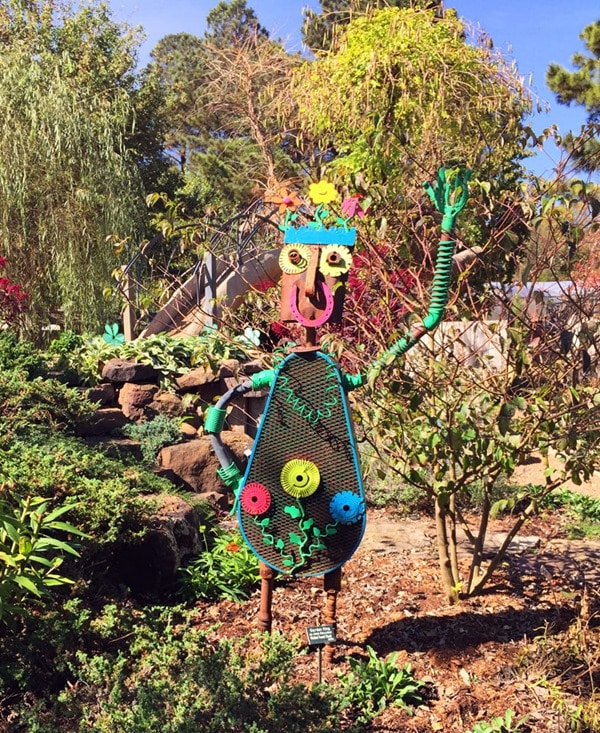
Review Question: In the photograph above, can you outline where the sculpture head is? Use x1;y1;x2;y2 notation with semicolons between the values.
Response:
275;181;362;338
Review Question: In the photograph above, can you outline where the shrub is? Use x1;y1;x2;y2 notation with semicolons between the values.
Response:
0;491;86;622
48;328;255;386
337;645;423;722
179;530;261;602
0;257;28;326
122;414;183;466
0;331;48;378
0;369;94;441
10;607;347;733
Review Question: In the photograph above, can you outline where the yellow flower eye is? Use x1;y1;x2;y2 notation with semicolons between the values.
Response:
319;245;353;277
280;459;321;498
279;244;310;274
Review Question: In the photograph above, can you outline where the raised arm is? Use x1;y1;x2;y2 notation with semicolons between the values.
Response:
343;166;471;391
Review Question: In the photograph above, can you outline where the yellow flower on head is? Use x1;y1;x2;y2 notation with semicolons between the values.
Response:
308;180;338;205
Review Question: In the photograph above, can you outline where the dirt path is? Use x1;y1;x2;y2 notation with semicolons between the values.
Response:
513;450;600;497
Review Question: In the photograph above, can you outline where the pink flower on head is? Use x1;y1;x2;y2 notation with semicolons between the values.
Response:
341;194;367;219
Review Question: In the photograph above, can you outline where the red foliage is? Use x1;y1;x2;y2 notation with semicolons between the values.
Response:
0;256;28;324
341;243;416;357
572;250;600;289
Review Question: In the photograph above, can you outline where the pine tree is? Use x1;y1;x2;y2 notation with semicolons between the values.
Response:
546;19;600;173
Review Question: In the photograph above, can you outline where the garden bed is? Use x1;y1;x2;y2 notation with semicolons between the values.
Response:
193;506;600;732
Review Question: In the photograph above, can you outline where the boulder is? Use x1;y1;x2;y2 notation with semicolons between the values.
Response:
102;358;159;384
113;494;200;596
175;358;240;390
85;382;116;406
149;391;185;418
157;433;252;504
75;407;128;437
118;382;159;420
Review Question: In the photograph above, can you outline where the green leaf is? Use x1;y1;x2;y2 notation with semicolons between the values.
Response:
283;505;302;520
13;575;43;596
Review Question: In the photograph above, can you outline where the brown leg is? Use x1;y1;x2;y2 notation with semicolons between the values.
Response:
257;562;275;632
323;567;342;664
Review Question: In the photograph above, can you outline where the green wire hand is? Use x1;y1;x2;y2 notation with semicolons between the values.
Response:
423;167;471;233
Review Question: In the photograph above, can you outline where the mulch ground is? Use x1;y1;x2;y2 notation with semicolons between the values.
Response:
191;508;600;732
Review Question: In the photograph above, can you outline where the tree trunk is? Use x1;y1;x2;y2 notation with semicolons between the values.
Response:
467;490;491;595
435;495;459;604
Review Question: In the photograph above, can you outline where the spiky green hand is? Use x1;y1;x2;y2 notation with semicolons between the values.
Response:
423;167;471;233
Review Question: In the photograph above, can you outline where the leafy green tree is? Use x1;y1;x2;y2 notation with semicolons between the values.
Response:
347;195;600;603
546;19;600;174
293;7;533;215
302;0;444;52
0;0;148;339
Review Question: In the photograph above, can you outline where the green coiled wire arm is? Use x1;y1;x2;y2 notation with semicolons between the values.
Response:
349;166;471;388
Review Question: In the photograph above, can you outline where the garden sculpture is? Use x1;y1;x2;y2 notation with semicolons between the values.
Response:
205;168;471;656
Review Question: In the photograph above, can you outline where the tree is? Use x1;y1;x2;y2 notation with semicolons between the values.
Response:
144;1;302;219
0;0;147;339
292;6;533;236
146;32;210;175
205;0;269;47
302;0;444;53
546;19;600;174
345;180;600;604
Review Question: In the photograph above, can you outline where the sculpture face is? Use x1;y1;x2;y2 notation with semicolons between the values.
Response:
278;243;353;328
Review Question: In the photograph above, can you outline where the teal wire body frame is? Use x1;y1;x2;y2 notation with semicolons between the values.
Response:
237;351;366;577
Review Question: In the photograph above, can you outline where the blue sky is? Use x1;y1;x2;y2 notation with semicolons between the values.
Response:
113;0;598;177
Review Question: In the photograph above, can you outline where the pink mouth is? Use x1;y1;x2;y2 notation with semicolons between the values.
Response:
289;281;334;327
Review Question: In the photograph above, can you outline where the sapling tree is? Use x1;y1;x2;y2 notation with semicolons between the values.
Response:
349;178;600;603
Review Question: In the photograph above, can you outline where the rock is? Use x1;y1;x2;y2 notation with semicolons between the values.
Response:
85;382;116;406
102;358;159;384
118;382;159;420
149;391;185;418
179;421;199;438
157;433;252;500
175;359;240;390
82;436;143;462
113;494;200;596
75;407;128;437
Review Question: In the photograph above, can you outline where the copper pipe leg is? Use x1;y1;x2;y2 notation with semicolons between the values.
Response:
323;567;342;664
257;562;274;632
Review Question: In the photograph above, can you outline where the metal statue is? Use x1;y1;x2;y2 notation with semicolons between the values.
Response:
205;167;470;654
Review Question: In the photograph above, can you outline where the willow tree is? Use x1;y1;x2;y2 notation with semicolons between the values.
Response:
0;1;146;340
292;7;533;216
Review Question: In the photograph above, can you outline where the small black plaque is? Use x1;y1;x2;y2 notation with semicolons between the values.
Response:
306;624;336;646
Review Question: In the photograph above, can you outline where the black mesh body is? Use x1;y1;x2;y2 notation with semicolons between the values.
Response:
238;350;366;576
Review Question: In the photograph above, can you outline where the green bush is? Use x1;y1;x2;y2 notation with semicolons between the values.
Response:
337;645;423;722
0;369;94;440
179;530;261;602
0;331;48;377
47;328;255;386
122;414;184;465
0;492;86;621
10;606;348;733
